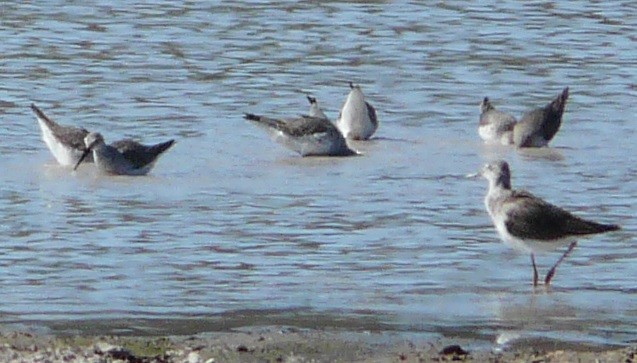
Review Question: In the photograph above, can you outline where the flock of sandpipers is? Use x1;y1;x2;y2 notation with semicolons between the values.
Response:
30;83;620;288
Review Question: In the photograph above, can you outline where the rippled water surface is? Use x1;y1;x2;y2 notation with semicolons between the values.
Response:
1;1;636;347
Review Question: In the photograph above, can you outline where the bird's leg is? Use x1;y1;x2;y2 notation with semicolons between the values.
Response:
544;241;578;286
531;253;539;287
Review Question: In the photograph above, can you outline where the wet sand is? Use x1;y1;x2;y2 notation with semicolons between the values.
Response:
0;327;634;363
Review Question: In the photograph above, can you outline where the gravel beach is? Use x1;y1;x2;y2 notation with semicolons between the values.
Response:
0;327;634;363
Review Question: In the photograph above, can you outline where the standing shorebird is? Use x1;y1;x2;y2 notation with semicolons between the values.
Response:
478;97;517;145
513;87;569;148
306;95;328;120
74;132;175;176
335;82;378;140
479;160;619;287
31;103;93;166
244;113;357;157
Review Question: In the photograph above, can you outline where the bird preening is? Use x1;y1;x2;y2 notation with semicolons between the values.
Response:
73;132;175;176
335;82;378;141
244;82;378;157
32;103;175;176
479;87;569;148
31;86;621;289
243;113;357;157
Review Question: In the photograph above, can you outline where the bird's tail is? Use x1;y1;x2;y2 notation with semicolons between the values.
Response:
592;221;620;233
572;218;620;236
30;103;58;129
243;113;284;130
480;97;494;113
149;139;175;155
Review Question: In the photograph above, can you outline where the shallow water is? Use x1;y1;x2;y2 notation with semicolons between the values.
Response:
0;1;636;348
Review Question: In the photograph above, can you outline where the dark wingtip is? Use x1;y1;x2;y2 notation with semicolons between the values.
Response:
30;103;54;125
306;95;317;104
606;223;621;232
349;81;354;89
590;221;621;234
155;139;176;154
243;113;260;121
560;87;569;102
30;103;45;116
549;87;569;114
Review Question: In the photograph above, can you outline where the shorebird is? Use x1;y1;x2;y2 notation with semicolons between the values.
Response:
74;132;175;176
479;160;619;287
478;97;517;145
244;113;357;157
513;87;569;148
31;103;93;166
306;95;328;119
335;82;378;140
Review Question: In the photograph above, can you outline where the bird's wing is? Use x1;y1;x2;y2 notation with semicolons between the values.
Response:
503;190;613;241
366;102;378;128
112;139;174;169
31;104;89;149
283;116;335;137
540;87;569;141
55;126;91;150
514;108;546;147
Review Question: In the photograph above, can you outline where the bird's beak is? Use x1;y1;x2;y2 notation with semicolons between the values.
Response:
73;141;97;171
466;166;485;179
